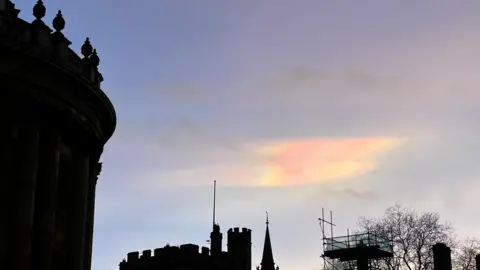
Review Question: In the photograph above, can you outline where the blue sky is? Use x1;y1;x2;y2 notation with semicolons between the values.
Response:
13;0;480;269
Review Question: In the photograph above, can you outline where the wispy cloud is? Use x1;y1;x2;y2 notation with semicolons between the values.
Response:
254;138;404;186
131;137;403;188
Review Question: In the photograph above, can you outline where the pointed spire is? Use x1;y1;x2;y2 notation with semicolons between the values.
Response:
260;211;276;270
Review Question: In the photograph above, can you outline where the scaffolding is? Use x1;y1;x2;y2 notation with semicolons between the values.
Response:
319;208;393;270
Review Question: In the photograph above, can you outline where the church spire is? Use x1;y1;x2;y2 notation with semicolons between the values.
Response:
259;211;277;270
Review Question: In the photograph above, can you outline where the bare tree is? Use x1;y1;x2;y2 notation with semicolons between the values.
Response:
453;238;480;270
356;204;456;270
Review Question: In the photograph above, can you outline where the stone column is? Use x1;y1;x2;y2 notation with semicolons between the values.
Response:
51;153;72;270
67;149;90;270
30;127;60;270
83;160;101;270
9;125;40;270
0;123;15;263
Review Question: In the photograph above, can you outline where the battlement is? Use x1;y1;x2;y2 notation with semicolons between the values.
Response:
227;227;252;251
228;227;252;236
227;227;252;245
124;244;210;264
0;0;104;88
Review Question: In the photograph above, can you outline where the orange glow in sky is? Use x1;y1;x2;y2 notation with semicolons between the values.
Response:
254;138;404;186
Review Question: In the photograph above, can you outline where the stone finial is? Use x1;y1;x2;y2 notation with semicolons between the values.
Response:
33;0;46;20
2;0;20;17
81;37;93;58
52;10;65;32
90;49;100;67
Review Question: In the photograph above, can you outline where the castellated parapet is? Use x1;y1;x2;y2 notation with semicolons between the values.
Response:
120;244;212;270
124;244;210;263
120;227;253;270
228;227;252;246
228;227;252;235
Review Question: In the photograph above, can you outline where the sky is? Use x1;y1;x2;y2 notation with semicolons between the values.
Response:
12;0;480;269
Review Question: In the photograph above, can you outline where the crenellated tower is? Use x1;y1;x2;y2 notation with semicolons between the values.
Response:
0;1;116;270
228;227;252;270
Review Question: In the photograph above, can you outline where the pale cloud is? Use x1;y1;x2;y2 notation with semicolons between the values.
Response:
253;138;404;186
132;137;404;189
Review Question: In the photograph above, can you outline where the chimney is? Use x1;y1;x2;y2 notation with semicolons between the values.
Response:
432;243;452;270
475;254;480;270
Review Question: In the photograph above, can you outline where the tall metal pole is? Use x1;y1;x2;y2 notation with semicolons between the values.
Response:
330;211;334;239
213;180;216;228
347;228;350;248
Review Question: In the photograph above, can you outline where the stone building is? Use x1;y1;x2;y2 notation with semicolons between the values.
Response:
432;243;480;270
119;219;279;270
0;1;116;270
119;225;252;270
399;242;480;270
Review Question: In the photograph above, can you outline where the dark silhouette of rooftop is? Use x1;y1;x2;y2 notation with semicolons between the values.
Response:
119;225;253;270
119;213;280;270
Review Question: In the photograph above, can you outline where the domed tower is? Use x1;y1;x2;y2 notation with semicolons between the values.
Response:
0;1;116;270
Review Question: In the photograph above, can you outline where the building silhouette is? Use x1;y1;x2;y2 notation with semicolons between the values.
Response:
119;225;252;270
119;217;279;270
257;214;279;270
0;1;116;270
433;243;452;270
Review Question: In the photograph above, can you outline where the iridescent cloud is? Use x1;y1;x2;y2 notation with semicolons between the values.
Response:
252;138;404;186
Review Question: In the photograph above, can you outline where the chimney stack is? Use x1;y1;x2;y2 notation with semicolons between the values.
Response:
432;243;452;270
475;254;480;270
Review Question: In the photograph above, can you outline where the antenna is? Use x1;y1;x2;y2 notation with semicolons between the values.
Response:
266;211;269;225
330;210;334;239
213;180;216;228
319;207;337;270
